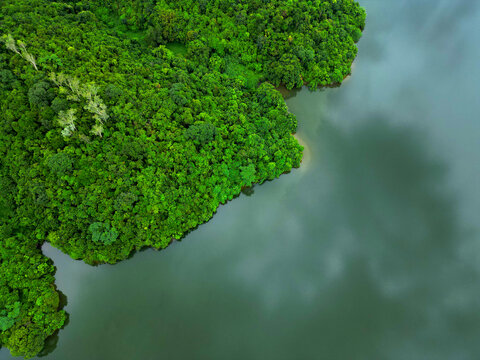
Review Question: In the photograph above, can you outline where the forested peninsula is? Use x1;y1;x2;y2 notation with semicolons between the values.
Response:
0;0;365;357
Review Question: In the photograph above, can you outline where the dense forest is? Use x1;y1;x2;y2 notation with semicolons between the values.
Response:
0;0;365;357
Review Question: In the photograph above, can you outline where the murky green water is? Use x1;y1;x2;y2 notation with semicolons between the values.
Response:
2;0;480;359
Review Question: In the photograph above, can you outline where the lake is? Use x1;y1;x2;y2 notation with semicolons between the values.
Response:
2;0;480;359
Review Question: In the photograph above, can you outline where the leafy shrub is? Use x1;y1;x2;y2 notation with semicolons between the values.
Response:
0;302;21;331
0;69;15;90
169;83;189;106
88;222;119;245
28;81;54;107
184;123;217;145
114;192;138;212
46;153;73;175
102;84;122;103
50;97;69;113
77;11;96;24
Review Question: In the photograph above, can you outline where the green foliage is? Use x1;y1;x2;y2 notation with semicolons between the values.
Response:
0;69;16;90
115;192;139;212
169;82;190;106
46;152;73;175
0;0;364;357
240;164;257;187
0;302;21;331
0;235;66;359
88;222;119;245
267;54;304;90
77;11;97;24
102;84;123;103
28;81;54;107
38;53;63;69
136;0;365;88
51;97;69;113
184;123;218;145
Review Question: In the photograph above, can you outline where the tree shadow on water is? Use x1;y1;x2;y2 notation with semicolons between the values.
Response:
241;185;255;197
37;289;69;358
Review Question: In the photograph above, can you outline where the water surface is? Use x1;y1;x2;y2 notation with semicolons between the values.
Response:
2;0;480;359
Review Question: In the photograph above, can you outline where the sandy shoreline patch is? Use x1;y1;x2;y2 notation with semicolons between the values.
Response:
293;133;311;171
342;61;356;84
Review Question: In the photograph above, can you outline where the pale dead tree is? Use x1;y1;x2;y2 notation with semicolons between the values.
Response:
4;34;20;55
3;35;39;71
49;71;110;138
61;125;76;137
49;72;59;86
58;108;77;137
66;76;82;100
49;72;66;87
79;133;91;143
58;108;77;127
81;83;99;101
90;123;104;137
18;41;38;71
85;96;109;123
89;84;99;97
50;72;82;100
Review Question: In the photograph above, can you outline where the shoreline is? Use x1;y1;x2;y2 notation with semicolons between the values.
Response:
342;62;356;84
293;132;311;170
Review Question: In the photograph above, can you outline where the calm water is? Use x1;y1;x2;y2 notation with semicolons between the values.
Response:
2;0;480;359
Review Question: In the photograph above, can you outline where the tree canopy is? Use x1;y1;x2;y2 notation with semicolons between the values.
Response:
0;0;365;357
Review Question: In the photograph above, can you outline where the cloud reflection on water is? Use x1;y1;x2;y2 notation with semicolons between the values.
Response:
2;0;480;359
